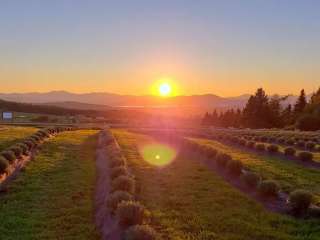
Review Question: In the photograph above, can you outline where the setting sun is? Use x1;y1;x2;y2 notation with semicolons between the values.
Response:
159;83;172;96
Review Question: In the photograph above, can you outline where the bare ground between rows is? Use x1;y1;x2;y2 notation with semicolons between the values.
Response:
94;133;121;240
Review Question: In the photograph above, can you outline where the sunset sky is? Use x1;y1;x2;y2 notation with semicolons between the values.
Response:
0;1;319;96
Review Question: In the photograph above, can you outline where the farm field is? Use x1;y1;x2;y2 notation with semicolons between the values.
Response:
190;137;320;204
207;129;320;162
0;126;38;151
0;129;100;240
240;141;320;163
112;129;320;240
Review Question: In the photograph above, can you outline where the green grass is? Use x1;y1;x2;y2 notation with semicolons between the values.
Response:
189;137;320;204
112;129;320;240
0;130;100;240
0;126;38;151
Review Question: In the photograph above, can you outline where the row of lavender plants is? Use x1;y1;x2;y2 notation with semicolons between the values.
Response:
0;127;74;176
103;130;159;240
214;133;316;162
183;138;318;217
212;130;320;152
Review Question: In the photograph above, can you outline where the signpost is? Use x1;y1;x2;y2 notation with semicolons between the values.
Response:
2;112;13;122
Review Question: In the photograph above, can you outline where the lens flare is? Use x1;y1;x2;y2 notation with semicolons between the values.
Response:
140;143;177;166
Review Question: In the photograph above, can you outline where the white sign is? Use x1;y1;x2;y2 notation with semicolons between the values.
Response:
2;112;13;120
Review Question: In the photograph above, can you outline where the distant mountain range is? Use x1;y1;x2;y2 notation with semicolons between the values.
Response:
0;91;301;114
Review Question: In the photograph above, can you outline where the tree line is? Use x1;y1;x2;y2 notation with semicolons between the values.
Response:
202;88;320;131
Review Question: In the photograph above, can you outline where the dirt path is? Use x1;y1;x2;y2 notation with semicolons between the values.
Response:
94;132;121;240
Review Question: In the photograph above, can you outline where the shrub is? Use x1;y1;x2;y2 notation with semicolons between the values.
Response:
288;190;313;215
226;159;243;176
111;166;128;180
286;139;295;146
206;148;217;158
35;132;44;140
241;171;260;188
38;130;50;138
31;135;41;142
9;146;23;158
1;150;16;163
309;207;320;218
111;175;135;194
284;147;296;156
109;156;126;168
0;156;9;174
239;139;247;146
123;225;157;240
296;140;305;148
296;114;320;131
216;153;231;168
255;143;266;151
116;201;149;228
298;151;313;161
269;137;276;143
23;141;34;150
107;190;133;213
230;137;238;143
295;137;302;141
246;141;255;148
258;180;280;198
16;143;28;155
267;144;279;153
305;142;315;150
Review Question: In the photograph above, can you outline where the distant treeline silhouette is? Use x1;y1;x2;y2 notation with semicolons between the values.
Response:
0;99;159;124
202;88;320;131
0;99;100;116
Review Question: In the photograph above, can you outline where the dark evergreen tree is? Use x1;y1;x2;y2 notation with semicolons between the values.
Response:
310;88;320;105
242;88;270;128
282;104;294;125
202;112;211;126
294;89;307;116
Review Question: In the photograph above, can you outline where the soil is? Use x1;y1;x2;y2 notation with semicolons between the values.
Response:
94;132;121;240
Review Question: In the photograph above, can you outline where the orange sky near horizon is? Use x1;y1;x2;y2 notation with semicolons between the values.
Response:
1;64;319;97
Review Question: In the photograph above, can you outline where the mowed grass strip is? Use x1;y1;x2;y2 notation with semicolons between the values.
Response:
0;130;100;240
112;129;320;240
190;137;320;204
0;126;38;151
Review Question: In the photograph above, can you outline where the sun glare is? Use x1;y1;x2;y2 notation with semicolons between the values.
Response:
159;83;172;96
140;143;177;166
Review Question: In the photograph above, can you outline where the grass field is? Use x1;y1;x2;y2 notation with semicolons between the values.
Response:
0;126;38;151
190;137;320;204
0;129;100;240
112;129;320;240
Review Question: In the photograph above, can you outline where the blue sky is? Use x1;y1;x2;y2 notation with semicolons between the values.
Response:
0;0;319;96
